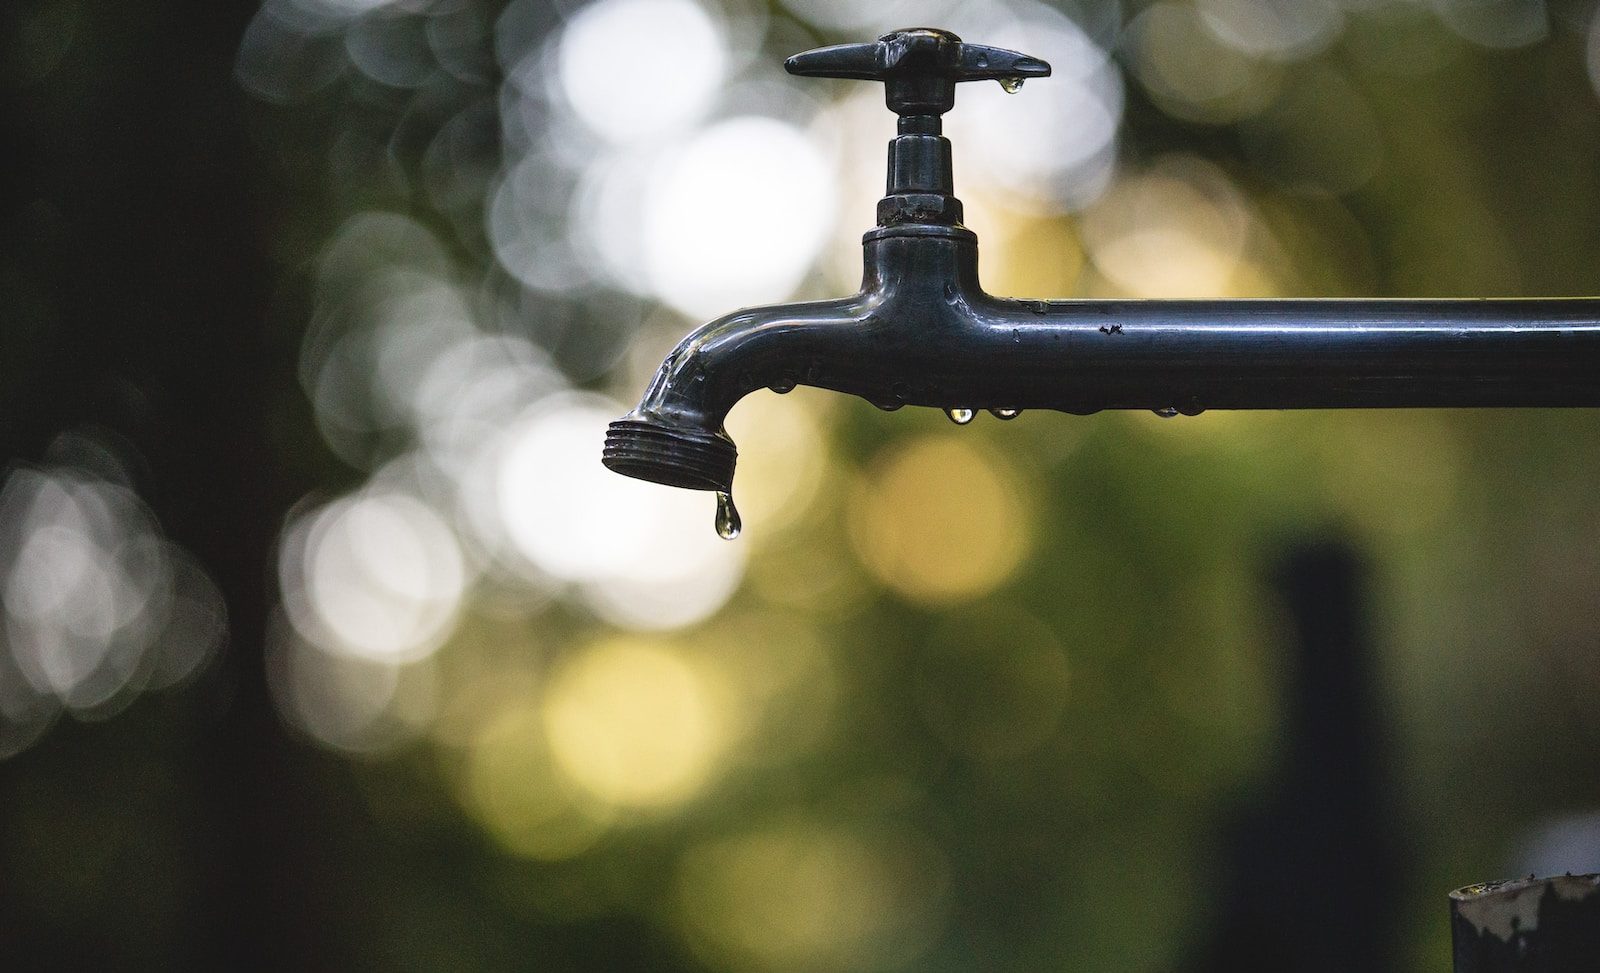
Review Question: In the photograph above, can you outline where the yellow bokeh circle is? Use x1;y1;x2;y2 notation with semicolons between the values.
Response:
543;637;722;808
848;434;1034;604
462;702;612;861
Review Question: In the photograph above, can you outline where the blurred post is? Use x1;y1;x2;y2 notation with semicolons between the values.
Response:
1188;540;1403;971
1450;874;1600;971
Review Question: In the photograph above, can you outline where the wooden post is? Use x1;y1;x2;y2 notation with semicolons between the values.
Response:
1451;874;1600;971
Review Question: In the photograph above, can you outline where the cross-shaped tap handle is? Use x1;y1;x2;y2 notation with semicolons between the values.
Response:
784;28;1050;117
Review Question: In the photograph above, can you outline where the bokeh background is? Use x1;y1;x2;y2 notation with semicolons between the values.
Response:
4;0;1600;968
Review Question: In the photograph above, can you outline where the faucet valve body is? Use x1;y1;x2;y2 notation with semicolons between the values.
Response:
881;123;960;226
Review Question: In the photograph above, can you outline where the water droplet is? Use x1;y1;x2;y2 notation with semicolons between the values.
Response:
1152;407;1179;418
874;399;903;412
990;408;1021;420
769;378;796;394
715;491;741;540
975;53;989;68
946;408;975;425
999;77;1024;94
943;283;959;305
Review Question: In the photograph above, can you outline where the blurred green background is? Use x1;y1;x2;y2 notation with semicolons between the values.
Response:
3;0;1600;969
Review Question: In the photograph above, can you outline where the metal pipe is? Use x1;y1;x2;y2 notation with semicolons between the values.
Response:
1451;874;1600;971
604;225;1600;496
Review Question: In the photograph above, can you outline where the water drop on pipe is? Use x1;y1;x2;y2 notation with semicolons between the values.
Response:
945;408;975;425
990;408;1021;420
999;77;1024;94
769;379;796;394
715;491;742;540
1152;407;1179;418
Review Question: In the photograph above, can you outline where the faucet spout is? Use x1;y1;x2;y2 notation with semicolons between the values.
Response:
602;295;874;493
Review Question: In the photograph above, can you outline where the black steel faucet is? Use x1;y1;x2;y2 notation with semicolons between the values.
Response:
603;28;1600;534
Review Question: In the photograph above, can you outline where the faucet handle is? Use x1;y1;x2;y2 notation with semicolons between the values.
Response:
785;28;1050;117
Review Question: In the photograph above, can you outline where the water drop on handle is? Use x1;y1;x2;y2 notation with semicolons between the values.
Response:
990;408;1021;420
715;491;742;540
945;408;975;425
1152;407;1179;418
999;77;1024;94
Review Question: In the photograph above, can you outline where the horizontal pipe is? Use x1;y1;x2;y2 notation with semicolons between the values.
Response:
913;296;1600;412
607;227;1600;493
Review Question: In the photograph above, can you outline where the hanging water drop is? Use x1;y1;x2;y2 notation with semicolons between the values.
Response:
1152;406;1179;418
990;408;1021;420
999;77;1024;94
715;491;741;540
946;408;975;425
769;378;796;394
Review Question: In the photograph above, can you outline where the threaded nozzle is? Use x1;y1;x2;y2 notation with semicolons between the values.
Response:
602;419;737;492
